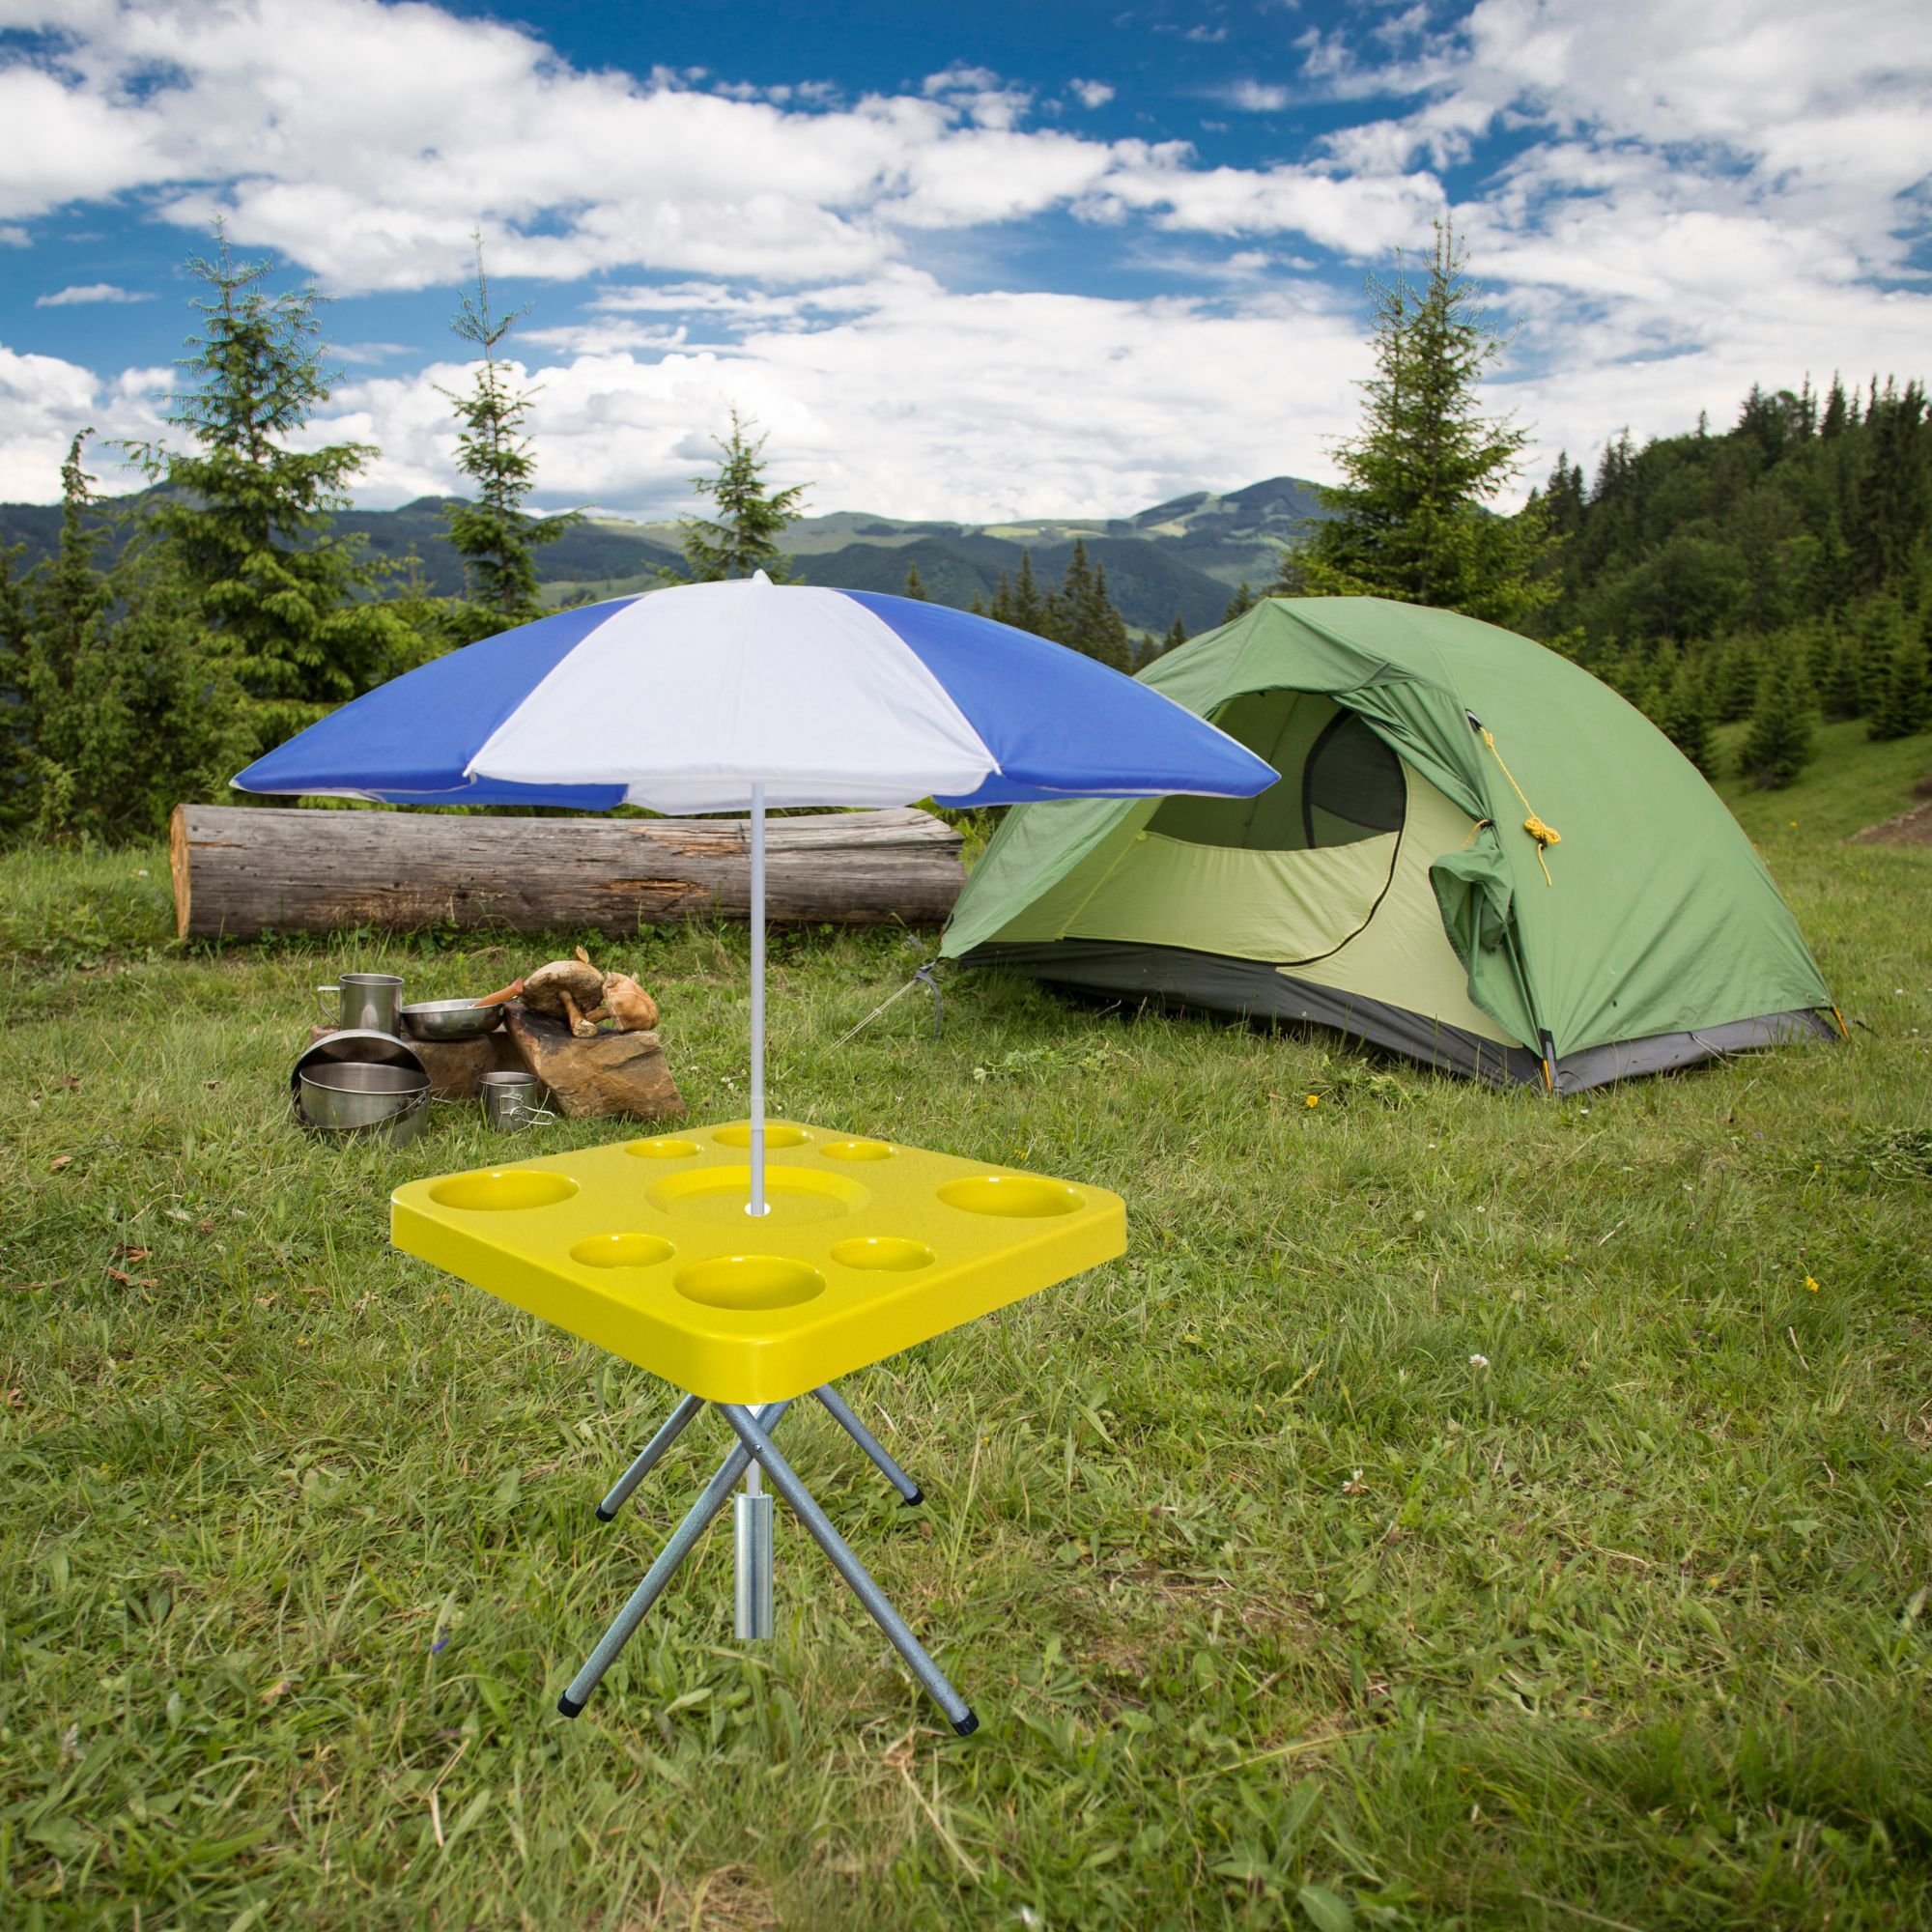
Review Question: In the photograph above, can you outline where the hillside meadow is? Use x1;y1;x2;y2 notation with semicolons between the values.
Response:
1;720;1928;1930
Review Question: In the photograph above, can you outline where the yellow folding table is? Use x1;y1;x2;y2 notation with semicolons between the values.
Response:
392;1120;1124;1731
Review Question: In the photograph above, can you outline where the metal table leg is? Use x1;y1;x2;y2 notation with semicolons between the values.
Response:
814;1383;923;1505
596;1391;706;1521
559;1399;794;1717
718;1403;977;1735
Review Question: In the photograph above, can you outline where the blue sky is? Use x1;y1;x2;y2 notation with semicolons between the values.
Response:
1;0;1927;520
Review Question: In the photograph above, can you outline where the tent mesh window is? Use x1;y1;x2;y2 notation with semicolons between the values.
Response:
1149;692;1406;851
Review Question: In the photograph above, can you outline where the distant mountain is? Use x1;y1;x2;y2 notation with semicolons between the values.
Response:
0;474;1326;638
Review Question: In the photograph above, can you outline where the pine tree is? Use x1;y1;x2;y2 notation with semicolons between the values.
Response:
1221;581;1256;624
439;242;582;636
1853;380;1929;591
1161;611;1189;655
0;540;33;832
1084;559;1132;670
123;232;411;755
676;410;808;582
22;431;249;839
903;562;928;600
1654;655;1716;776
1005;551;1049;635
1868;621;1931;741
1280;219;1555;628
1738;647;1817;788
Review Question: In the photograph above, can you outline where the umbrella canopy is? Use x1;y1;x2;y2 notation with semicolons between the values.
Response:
235;576;1275;811
237;575;1277;1210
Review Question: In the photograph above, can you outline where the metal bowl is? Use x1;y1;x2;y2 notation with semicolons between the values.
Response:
401;997;505;1041
298;1062;430;1142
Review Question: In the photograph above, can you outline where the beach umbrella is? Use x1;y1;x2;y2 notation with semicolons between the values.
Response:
236;574;1276;1208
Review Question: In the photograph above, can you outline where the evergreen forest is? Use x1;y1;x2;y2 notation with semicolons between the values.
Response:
1534;376;1932;776
1;223;1926;842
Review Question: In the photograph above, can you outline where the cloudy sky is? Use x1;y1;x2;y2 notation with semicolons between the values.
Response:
1;0;1927;521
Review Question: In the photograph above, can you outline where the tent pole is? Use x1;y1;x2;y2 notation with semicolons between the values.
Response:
748;781;768;1218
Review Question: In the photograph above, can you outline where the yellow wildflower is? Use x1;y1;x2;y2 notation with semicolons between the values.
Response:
1804;1274;1820;1293
1305;1094;1321;1108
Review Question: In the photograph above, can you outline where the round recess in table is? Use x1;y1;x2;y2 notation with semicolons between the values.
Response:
429;1170;578;1212
714;1122;810;1150
674;1256;826;1311
625;1137;700;1160
937;1175;1083;1218
819;1139;895;1161
647;1163;867;1226
830;1236;934;1272
571;1233;675;1270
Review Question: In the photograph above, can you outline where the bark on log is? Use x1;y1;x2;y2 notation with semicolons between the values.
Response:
171;803;965;941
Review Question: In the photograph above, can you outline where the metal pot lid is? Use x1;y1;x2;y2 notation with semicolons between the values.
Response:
289;1028;427;1094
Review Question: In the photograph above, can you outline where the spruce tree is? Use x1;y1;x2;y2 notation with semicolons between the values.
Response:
1868;622;1931;741
1221;581;1256;624
1655;656;1716;776
0;540;33;832
124;233;410;754
1281;220;1554;628
903;562;928;600
23;431;248;839
1002;551;1049;636
1738;647;1818;788
1161;611;1189;655
676;410;808;582
439;242;581;636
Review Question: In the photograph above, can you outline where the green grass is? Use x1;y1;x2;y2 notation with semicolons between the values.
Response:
2;730;1929;1930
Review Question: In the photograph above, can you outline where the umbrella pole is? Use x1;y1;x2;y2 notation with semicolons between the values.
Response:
748;782;768;1218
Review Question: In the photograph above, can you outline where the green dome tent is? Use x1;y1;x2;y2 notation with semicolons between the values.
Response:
942;597;1842;1093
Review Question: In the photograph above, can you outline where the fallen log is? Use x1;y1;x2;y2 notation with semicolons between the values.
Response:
172;803;965;941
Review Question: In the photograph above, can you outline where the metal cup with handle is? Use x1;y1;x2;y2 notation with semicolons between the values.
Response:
317;973;405;1035
479;1068;551;1131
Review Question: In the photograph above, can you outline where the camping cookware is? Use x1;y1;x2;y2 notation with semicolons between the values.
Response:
298;1062;430;1141
479;1068;546;1131
401;996;504;1041
318;972;405;1034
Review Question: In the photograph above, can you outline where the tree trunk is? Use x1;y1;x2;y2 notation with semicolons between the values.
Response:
171;804;965;941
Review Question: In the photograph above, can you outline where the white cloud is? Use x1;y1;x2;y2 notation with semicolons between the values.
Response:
0;343;106;497
36;281;153;305
0;1;1439;294
1228;79;1293;112
0;0;1926;531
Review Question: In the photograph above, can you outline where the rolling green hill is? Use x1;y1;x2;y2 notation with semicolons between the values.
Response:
0;475;1324;639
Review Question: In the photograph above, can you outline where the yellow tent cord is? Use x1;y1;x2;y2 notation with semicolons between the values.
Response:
1480;727;1560;885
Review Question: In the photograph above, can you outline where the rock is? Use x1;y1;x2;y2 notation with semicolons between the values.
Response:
501;1003;685;1122
305;1024;523;1100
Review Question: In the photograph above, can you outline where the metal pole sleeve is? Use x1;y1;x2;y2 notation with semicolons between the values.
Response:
597;1392;705;1521
559;1398;794;1717
748;781;767;1218
813;1384;922;1504
733;1492;775;1639
718;1404;975;1733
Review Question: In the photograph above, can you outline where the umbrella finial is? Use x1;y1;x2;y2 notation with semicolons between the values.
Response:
753;569;773;586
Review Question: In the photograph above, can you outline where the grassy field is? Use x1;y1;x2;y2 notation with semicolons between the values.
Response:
2;720;1928;1931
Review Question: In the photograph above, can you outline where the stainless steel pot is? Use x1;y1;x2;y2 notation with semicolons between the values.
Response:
298;1062;430;1143
290;1032;431;1147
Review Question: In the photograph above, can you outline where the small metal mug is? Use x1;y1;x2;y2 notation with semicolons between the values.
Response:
480;1068;546;1131
318;973;404;1035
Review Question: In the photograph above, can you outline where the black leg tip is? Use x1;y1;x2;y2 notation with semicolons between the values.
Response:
557;1691;585;1719
901;1487;924;1509
594;1505;615;1522
952;1710;980;1737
